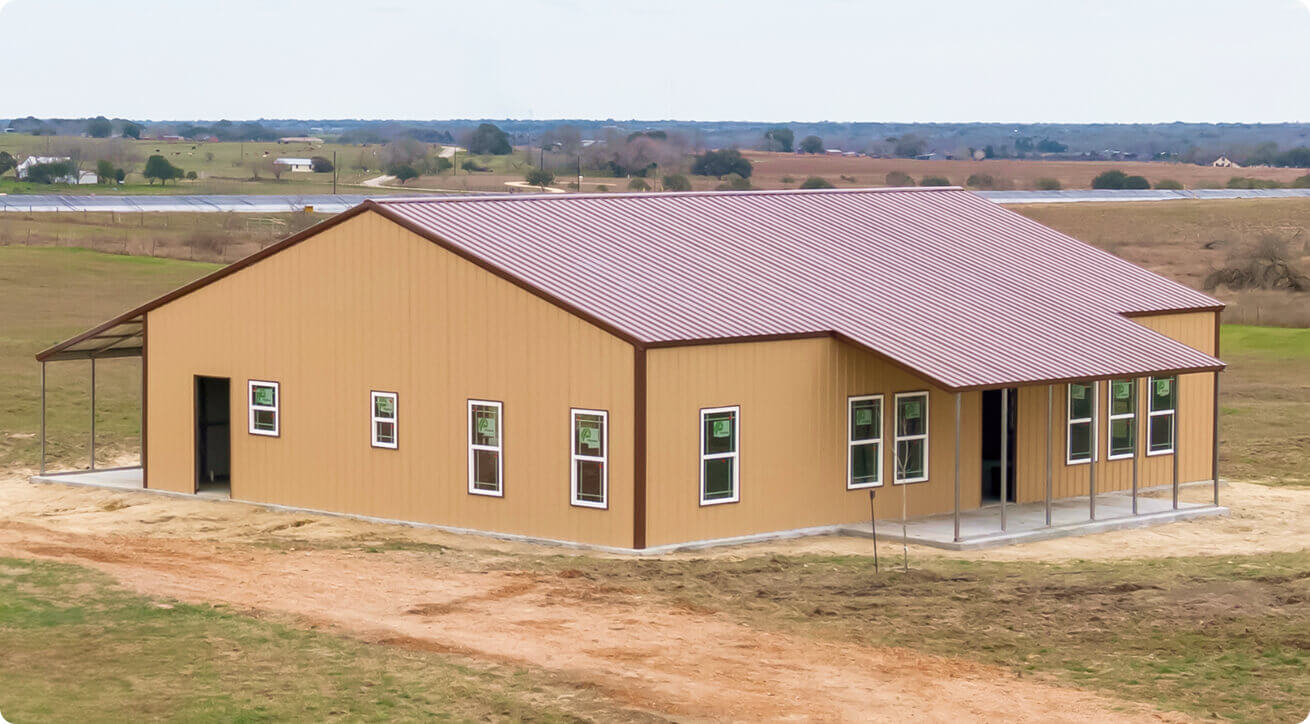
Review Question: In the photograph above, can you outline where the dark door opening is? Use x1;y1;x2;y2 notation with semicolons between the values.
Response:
980;388;1017;504
195;376;231;497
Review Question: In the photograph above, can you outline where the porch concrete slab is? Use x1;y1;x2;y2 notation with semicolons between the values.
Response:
840;491;1227;550
31;467;143;490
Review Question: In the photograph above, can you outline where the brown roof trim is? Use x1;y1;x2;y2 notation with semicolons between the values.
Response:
1120;305;1225;318
36;203;377;361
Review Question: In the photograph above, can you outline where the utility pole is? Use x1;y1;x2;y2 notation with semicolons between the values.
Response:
332;150;338;194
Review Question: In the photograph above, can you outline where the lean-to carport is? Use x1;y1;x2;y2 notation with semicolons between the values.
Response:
35;313;145;477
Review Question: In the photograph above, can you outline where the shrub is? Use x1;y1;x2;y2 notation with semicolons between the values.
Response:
1204;236;1309;292
1034;177;1062;190
965;173;996;189
716;173;752;190
1091;170;1129;189
920;175;951;187
780;175;795;184
691;148;752;178
96;160;115;183
461;159;491;172
662;174;692;191
885;171;913;186
627;178;650;191
143;155;184;185
185;170;198;180
389;164;419;184
310;156;334;173
1227;176;1283;189
525;168;555;187
1123;175;1150;189
1292;174;1310;188
1154;178;1183;190
24;161;75;184
114;168;126;183
799;176;834;189
595;184;609;192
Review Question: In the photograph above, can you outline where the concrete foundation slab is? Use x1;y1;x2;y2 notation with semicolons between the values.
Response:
840;490;1228;550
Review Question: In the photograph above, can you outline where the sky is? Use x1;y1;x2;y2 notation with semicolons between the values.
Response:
1;0;1308;123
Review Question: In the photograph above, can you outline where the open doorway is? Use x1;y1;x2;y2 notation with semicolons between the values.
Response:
980;388;1017;504
195;376;231;497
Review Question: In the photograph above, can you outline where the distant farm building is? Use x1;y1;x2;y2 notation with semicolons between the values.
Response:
15;156;96;184
1212;156;1241;168
279;136;324;145
39;188;1225;552
274;157;314;173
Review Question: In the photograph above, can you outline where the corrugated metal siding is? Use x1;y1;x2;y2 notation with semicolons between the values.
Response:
378;188;1222;390
147;211;635;548
644;336;982;548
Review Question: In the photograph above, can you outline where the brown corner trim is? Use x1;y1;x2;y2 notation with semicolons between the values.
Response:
632;347;648;550
141;313;148;489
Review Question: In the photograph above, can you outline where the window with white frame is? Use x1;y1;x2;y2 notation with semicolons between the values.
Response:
371;391;397;449
1148;376;1176;455
570;409;608;508
894;392;928;483
468;400;503;496
248;380;279;436
1067;382;1095;463
700;406;739;504
1107;379;1136;459
847;395;883;489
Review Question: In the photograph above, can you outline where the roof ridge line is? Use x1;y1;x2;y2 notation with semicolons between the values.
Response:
372;186;962;205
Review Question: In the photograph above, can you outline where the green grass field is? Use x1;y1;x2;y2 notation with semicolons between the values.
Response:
0;556;650;722
0;246;1306;481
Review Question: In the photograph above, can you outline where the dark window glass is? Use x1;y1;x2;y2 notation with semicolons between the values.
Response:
576;460;604;502
1149;414;1174;453
472;448;500;491
896;439;925;480
703;458;735;500
1150;377;1176;412
703;411;736;455
375;421;395;444
253;409;277;432
1069;421;1092;461
1069;383;1093;420
851;442;879;485
1110;418;1134;457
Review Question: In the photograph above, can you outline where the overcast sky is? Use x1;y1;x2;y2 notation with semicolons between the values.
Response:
2;0;1308;123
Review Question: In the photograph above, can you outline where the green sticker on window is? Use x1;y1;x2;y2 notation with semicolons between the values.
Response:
1114;382;1131;400
253;386;275;406
1156;379;1171;397
712;419;731;438
375;396;394;416
855;407;873;426
903;400;921;419
477;416;496;437
579;424;600;450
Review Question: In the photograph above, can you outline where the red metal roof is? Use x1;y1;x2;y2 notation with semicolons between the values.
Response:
375;188;1222;390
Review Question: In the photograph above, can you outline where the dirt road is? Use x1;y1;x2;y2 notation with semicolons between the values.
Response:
0;517;1179;723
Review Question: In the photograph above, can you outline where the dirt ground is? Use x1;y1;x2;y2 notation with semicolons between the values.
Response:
2;465;1305;721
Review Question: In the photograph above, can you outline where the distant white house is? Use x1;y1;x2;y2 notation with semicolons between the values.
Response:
274;157;314;173
15;155;96;184
278;136;324;145
1212;155;1241;168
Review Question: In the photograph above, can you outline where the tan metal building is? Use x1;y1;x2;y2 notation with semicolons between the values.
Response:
37;188;1225;551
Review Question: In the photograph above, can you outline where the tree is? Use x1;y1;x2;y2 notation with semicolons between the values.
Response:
691;148;752;178
893;134;926;158
390;164;419;184
96;159;116;183
86;116;112;138
310;156;334;173
799;135;824;154
25;161;75;184
432;156;453;174
143;154;183;185
121;121;142;139
525;168;555;188
1154;178;1183;190
1091;170;1129;189
185;170;198;180
467;123;512;155
965;173;996;189
1033;177;1061;190
1036;138;1068;153
114;168;126;183
799;176;834;189
627;178;650;191
661;174;691;191
0;151;15;176
919;175;951;186
763;127;794;152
